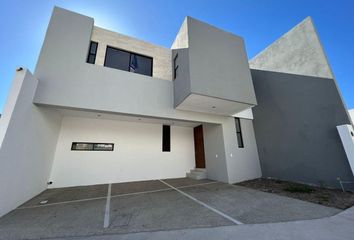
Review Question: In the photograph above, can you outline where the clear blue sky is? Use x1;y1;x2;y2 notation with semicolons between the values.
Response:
1;0;353;112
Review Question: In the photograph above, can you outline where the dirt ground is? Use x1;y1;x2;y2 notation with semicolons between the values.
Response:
237;178;354;210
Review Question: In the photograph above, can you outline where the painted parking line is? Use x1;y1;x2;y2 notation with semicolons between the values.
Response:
103;183;112;228
17;196;108;209
159;179;243;225
16;181;218;210
178;181;218;189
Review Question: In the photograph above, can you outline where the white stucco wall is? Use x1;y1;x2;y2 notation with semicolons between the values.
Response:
49;117;195;188
337;124;354;175
0;70;62;217
202;117;261;184
222;118;262;183
203;123;229;182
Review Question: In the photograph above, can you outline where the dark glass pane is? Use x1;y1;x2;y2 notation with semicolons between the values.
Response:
72;143;94;150
235;118;241;132
129;54;152;76
173;54;178;67
174;66;179;79
162;125;171;152
237;133;244;148
93;143;114;151
90;42;98;54
87;54;96;64
104;47;130;71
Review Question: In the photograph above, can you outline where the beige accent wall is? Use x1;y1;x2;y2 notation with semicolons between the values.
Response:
91;26;172;80
171;17;189;49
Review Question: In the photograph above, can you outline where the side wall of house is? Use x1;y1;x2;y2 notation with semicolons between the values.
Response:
252;69;353;188
0;70;61;217
202;117;261;184
49;117;195;188
222;117;262;183
203;123;229;182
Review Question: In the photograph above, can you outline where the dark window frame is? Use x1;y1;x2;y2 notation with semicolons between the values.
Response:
173;53;178;80
87;41;98;64
71;142;114;151
162;125;171;152
235;118;244;148
104;46;153;77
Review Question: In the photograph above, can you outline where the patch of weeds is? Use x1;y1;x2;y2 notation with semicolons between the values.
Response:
283;184;314;193
316;195;330;202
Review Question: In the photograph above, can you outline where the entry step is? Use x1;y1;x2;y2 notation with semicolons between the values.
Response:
186;168;207;180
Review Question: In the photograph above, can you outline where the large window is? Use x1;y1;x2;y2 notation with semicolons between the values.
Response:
235;118;244;148
71;142;114;151
104;46;153;76
87;41;98;64
162;125;171;152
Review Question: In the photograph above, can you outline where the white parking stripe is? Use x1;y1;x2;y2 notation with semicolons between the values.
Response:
111;188;171;199
178;181;218;189
16;181;219;210
17;196;108;209
103;183;111;228
159;179;243;225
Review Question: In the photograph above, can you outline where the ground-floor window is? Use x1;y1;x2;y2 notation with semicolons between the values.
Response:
71;142;114;151
162;125;171;152
235;118;244;148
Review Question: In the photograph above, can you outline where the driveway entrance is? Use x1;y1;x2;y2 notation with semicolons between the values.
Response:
0;178;340;239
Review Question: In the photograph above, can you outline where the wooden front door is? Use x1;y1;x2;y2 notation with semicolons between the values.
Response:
193;125;206;168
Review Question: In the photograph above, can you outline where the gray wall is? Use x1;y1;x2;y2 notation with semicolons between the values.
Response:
173;48;191;107
251;69;353;188
0;70;62;217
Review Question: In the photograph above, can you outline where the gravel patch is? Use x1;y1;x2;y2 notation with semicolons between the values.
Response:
236;178;354;210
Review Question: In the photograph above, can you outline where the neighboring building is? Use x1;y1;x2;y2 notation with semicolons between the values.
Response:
349;109;354;122
0;7;353;217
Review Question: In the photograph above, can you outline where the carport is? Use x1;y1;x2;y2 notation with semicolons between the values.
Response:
0;178;340;240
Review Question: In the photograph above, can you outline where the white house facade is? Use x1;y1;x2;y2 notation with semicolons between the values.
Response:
0;7;353;217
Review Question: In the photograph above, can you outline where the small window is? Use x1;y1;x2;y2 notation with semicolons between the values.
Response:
87;41;98;64
235;118;244;148
104;46;153;76
173;54;178;79
71;142;114;151
162;125;171;152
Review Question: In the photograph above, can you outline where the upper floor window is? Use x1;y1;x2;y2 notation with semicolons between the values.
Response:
173;53;178;80
87;41;98;64
235;118;244;148
104;46;153;77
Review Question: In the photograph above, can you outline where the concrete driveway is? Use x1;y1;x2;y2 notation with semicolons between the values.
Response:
0;178;341;240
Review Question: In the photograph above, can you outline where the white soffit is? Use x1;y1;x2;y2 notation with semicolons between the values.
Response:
58;109;200;127
233;108;253;119
176;93;252;116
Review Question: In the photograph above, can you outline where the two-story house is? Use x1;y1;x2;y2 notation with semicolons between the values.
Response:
0;7;353;217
